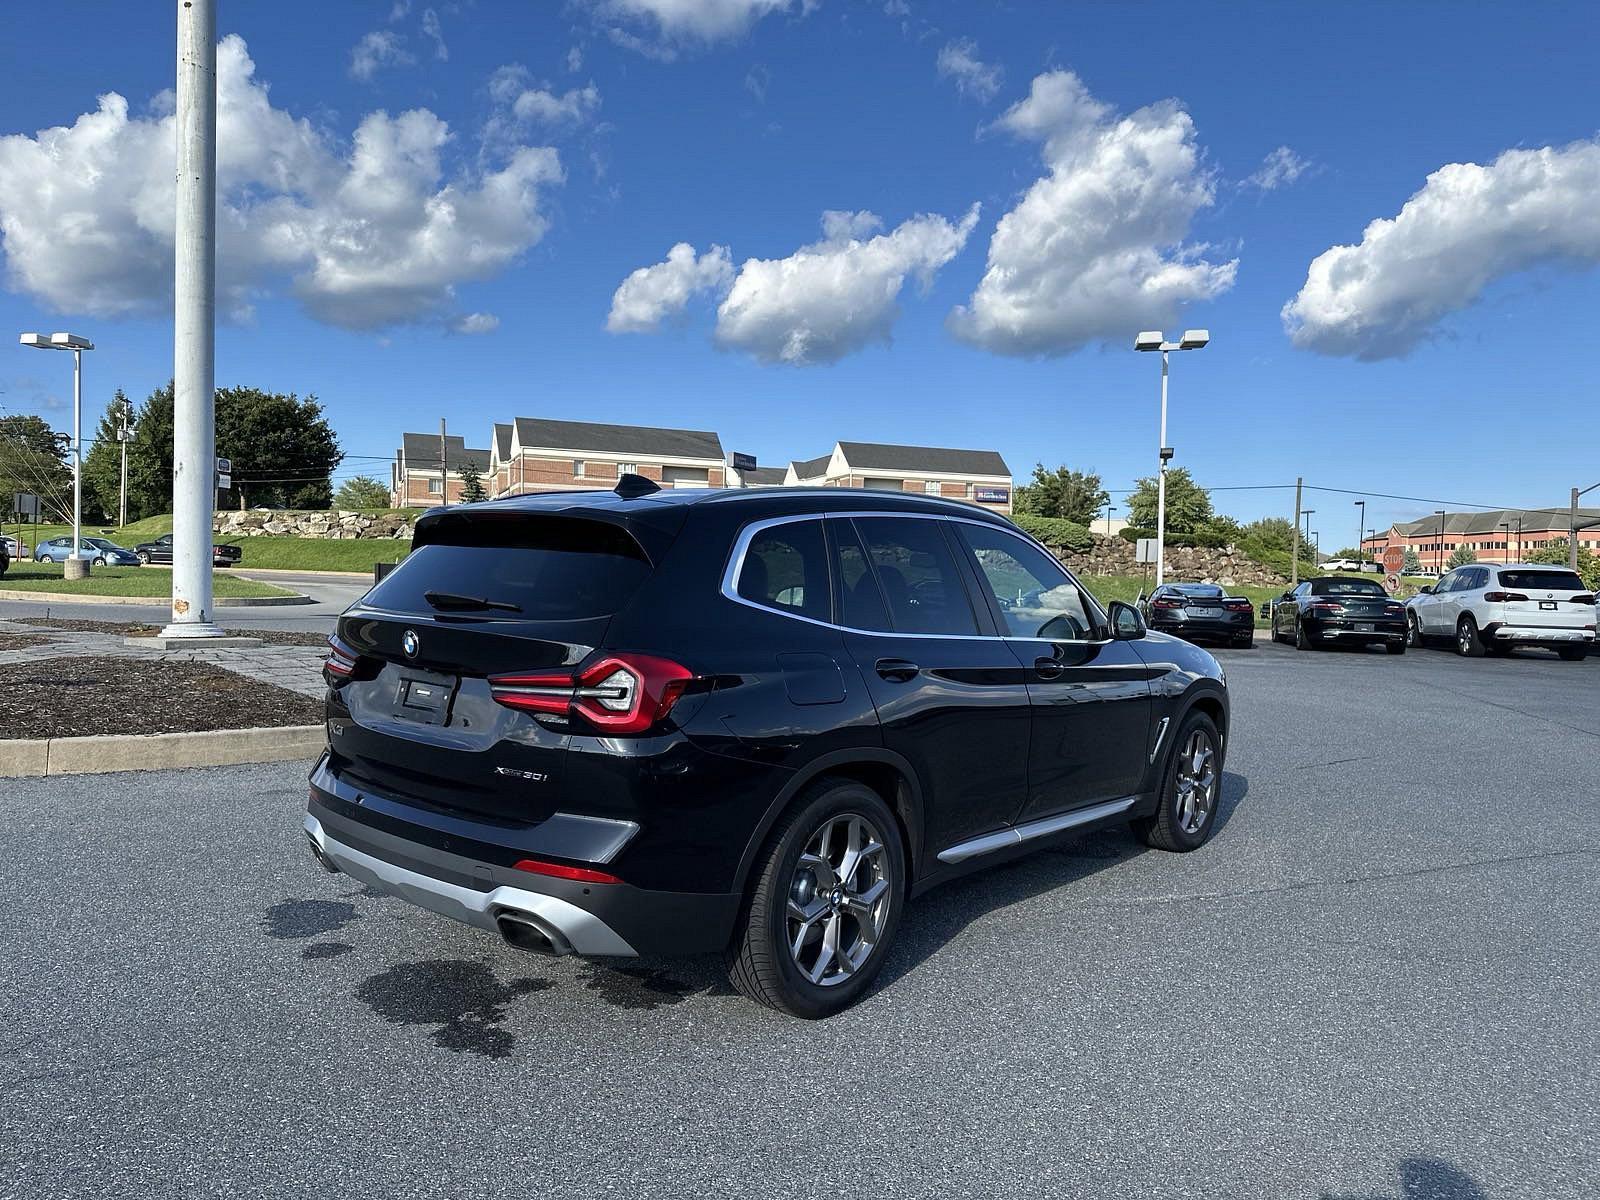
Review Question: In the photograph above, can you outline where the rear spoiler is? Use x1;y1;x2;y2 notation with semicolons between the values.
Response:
412;500;686;564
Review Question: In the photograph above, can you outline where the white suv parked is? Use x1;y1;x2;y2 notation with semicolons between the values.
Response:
1405;563;1596;660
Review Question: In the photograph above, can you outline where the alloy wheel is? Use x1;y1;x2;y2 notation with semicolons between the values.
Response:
1407;614;1422;647
786;813;891;988
1173;728;1218;835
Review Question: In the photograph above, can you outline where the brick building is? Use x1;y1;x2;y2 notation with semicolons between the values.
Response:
1363;508;1600;571
487;417;726;498
391;432;490;507
784;441;1013;513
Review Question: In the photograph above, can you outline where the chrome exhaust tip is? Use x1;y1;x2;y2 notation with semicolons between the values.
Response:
495;911;573;957
306;832;340;875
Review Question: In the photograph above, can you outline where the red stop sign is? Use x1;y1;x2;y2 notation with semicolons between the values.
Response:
1383;546;1404;574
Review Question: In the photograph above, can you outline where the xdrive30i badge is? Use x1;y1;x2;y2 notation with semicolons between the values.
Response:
401;629;420;658
494;767;549;782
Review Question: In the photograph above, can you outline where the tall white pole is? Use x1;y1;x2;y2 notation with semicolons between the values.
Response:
71;348;83;560
164;0;223;637
1155;349;1169;588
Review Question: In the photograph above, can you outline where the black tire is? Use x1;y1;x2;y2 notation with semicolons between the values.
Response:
1385;641;1406;655
1455;615;1485;658
726;778;905;1019
136;551;151;565
93;555;106;566
1557;645;1588;662
1406;613;1425;649
1295;620;1314;651
1232;633;1254;649
1131;710;1222;853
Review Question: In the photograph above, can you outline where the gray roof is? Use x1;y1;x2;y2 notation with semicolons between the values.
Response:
400;432;489;472
738;466;788;486
492;423;512;461
512;416;722;461
790;454;832;479
836;441;1010;478
1393;507;1600;537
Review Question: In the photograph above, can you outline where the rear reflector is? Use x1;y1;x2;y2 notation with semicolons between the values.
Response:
513;858;621;885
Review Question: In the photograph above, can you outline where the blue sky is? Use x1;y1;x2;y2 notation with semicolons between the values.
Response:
1;1;1596;539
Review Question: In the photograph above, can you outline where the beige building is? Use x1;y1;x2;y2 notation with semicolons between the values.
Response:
784;441;1013;513
391;432;490;507
488;417;726;498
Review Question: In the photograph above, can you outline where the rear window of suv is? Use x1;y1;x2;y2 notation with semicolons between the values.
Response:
365;516;651;620
1498;570;1586;592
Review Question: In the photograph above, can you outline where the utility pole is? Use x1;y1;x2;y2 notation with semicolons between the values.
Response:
440;417;449;508
1572;488;1582;571
1291;477;1303;586
162;0;224;638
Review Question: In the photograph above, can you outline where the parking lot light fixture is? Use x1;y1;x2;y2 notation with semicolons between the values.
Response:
1133;328;1210;586
1355;500;1366;567
19;331;94;564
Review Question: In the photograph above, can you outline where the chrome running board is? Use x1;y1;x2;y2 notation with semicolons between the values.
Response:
936;795;1139;865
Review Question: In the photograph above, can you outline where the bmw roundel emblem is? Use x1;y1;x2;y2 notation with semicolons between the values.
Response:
402;629;420;658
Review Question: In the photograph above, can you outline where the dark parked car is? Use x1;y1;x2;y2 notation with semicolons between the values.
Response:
134;533;242;568
1266;576;1407;653
1139;582;1254;647
0;539;8;577
305;480;1230;1017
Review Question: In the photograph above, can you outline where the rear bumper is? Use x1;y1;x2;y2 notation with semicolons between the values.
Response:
1147;614;1253;641
1305;617;1406;642
1482;622;1594;644
305;758;741;958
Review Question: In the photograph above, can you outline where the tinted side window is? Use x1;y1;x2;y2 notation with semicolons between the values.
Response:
852;517;979;636
959;524;1096;639
737;520;830;623
830;519;892;632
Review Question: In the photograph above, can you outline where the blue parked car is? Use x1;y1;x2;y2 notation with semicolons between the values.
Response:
34;536;141;566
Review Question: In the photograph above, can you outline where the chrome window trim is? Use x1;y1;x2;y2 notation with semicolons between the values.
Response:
718;510;1113;645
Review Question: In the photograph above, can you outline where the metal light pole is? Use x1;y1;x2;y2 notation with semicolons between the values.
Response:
1435;509;1446;574
1105;503;1117;536
1302;509;1315;565
118;396;132;528
1572;484;1599;570
1354;500;1366;567
163;0;224;637
19;332;94;573
1134;329;1209;587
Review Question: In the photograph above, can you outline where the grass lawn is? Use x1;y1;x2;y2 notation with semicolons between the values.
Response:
218;536;406;573
0;563;291;598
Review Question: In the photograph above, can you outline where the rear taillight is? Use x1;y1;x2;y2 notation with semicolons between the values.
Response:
324;634;360;682
1152;597;1183;609
490;652;693;735
1384;603;1404;615
1310;602;1344;616
1482;591;1529;603
1222;599;1253;612
1572;594;1595;606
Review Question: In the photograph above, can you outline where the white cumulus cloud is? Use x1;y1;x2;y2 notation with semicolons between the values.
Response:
936;39;1002;103
350;30;415;81
449;312;501;335
513;84;602;125
949;70;1236;357
715;205;980;365
607;242;734;332
1245;145;1311;191
1283;138;1600;360
591;0;795;44
0;35;563;332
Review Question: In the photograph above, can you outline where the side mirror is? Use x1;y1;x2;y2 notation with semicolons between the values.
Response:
1108;600;1146;641
1418;585;1433;595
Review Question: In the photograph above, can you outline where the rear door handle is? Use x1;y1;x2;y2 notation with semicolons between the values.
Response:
1033;657;1064;680
874;658;920;683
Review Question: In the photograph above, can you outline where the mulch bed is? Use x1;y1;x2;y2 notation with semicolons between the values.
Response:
0;633;47;651
11;617;329;648
3;656;323;740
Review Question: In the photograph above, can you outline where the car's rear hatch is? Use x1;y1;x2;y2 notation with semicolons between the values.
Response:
326;504;678;825
1490;568;1596;631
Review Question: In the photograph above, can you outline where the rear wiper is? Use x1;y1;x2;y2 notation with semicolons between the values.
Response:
424;590;522;613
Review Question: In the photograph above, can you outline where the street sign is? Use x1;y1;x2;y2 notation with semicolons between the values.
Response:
216;473;232;491
730;451;757;472
1385;573;1401;594
1382;546;1404;575
215;456;232;474
12;492;39;518
1136;537;1159;564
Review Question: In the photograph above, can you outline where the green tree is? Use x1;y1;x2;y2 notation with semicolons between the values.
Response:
0;414;72;522
1402;548;1424;574
458;458;488;503
1014;464;1109;525
125;382;344;517
333;475;391;509
1446;545;1478;569
1527;539;1600;590
1238;516;1297;555
82;390;135;524
1127;467;1213;533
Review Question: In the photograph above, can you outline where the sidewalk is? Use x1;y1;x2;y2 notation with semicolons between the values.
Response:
0;617;325;698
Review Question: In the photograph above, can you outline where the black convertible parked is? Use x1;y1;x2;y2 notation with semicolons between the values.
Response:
1266;576;1406;653
134;533;242;568
1139;582;1254;647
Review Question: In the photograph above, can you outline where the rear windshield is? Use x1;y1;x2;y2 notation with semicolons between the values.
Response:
1310;579;1386;596
1498;569;1586;592
365;517;651;620
1169;584;1223;597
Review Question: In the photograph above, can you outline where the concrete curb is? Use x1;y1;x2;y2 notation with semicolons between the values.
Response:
225;567;375;580
0;588;312;607
0;725;324;778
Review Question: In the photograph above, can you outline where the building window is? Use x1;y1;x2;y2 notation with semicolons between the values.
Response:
925;481;940;495
427;478;443;495
618;462;638;475
573;459;586;477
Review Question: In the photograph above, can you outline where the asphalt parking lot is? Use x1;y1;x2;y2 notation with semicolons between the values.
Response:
2;641;1596;1199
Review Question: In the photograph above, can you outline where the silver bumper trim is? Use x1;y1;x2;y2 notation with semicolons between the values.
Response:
937;795;1139;865
304;813;637;957
1491;627;1592;642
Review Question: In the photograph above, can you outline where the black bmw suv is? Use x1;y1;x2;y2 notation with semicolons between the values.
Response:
306;479;1229;1017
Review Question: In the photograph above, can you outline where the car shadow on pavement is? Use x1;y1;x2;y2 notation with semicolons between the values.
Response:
1320;1156;1485;1200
